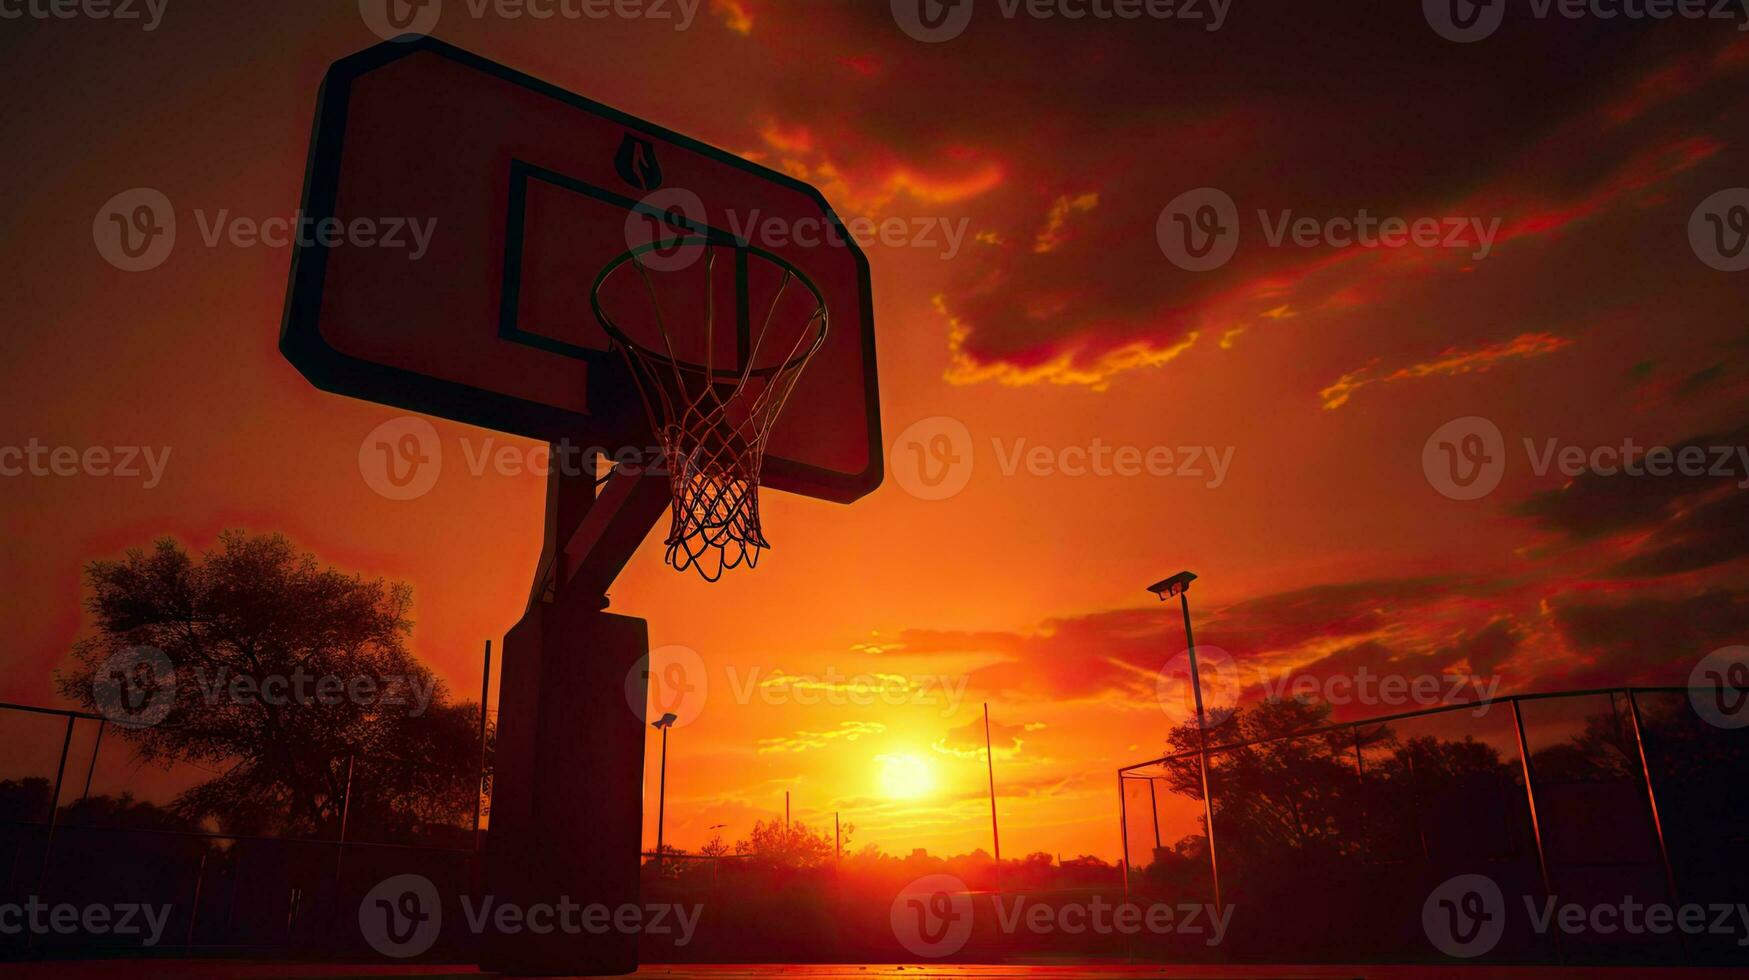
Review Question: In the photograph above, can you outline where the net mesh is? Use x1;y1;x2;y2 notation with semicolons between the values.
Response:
592;240;827;581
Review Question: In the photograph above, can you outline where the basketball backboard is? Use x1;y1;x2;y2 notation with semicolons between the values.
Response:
281;36;881;504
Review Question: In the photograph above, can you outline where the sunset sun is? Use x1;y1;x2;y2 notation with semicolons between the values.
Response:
877;753;937;800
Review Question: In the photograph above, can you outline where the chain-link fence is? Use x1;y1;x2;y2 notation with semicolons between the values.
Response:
0;701;482;955
1118;686;1749;965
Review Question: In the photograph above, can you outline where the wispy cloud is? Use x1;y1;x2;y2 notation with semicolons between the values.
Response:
1320;332;1574;410
757;721;886;755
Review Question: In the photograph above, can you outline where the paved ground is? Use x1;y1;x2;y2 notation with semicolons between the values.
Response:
1;963;1745;979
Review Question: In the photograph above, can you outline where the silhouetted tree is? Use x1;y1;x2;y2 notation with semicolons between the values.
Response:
57;532;486;840
734;818;843;869
0;777;53;823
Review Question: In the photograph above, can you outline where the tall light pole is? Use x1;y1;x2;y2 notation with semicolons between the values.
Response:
983;703;1002;890
1147;570;1222;913
651;712;677;875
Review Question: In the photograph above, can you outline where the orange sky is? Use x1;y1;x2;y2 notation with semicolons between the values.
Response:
4;2;1749;863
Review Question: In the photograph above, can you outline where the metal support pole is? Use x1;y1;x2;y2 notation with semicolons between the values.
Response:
475;640;492;852
1510;699;1559;961
1118;772;1133;964
655;725;669;877
185;850;208;947
80;719;104;803
1625;692;1684;935
36;716;75;891
1181;591;1222;915
1118;773;1132;894
1147;780;1162;851
983;702;1002;885
28;716;76;949
334;755;356;901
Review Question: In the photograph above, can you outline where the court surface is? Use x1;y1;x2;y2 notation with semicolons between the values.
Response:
1;963;1743;979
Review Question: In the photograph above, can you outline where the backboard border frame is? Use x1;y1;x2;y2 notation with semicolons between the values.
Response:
280;35;883;505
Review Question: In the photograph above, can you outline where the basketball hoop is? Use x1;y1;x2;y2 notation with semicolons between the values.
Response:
590;237;828;581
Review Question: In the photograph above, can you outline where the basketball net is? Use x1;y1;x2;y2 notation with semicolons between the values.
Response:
591;239;827;581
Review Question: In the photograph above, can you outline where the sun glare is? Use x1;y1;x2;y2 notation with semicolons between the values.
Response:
877;753;936;800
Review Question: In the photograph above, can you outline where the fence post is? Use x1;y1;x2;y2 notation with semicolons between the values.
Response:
1625;689;1686;959
1147;779;1162;851
1510;698;1560;962
80;719;105;803
1117;771;1132;964
333;754;356;928
185;850;209;947
35;716;76;893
